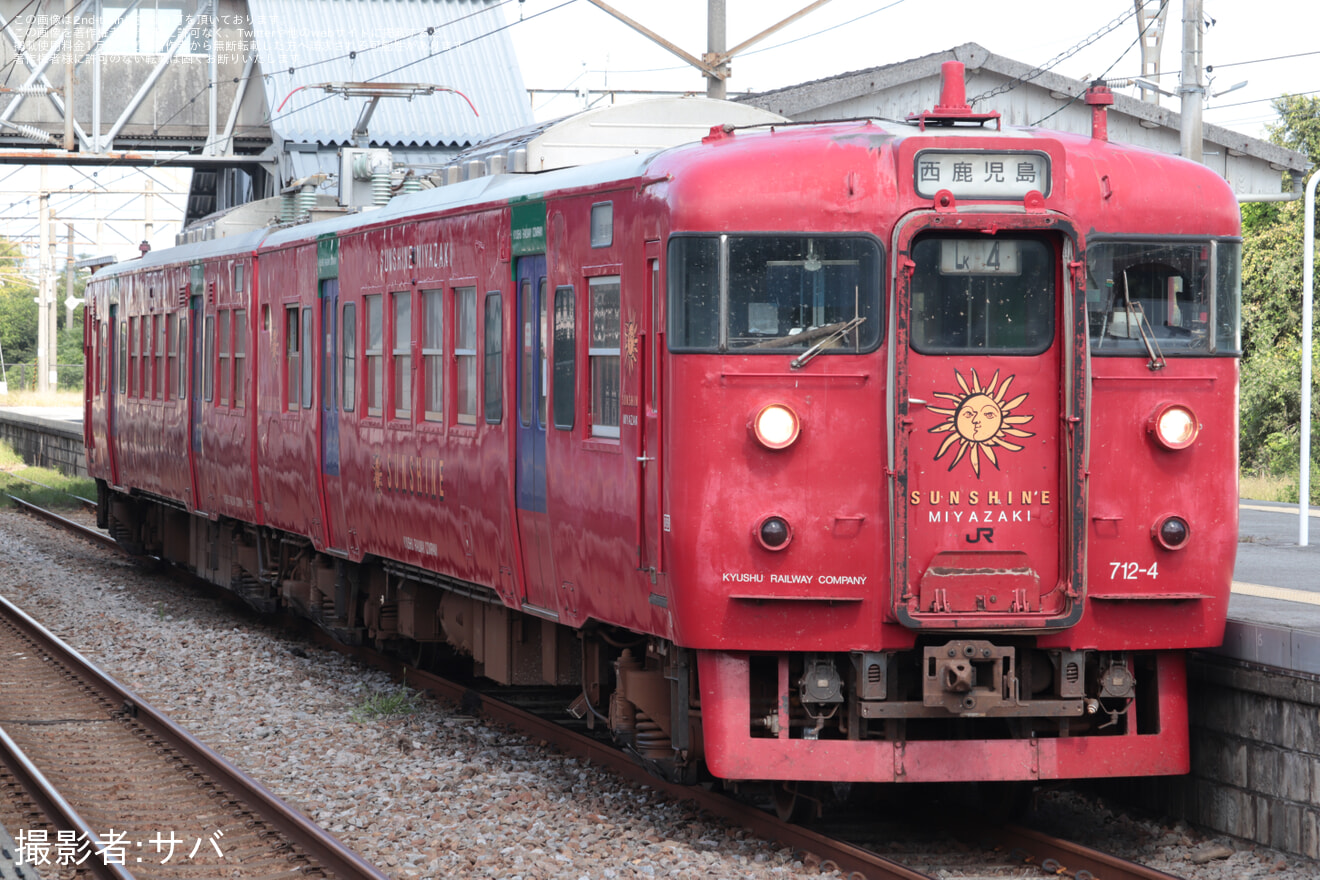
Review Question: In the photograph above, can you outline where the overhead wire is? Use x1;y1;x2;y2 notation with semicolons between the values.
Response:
969;0;1153;106
1030;1;1170;127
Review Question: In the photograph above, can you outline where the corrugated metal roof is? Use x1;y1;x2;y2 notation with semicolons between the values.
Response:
249;0;532;148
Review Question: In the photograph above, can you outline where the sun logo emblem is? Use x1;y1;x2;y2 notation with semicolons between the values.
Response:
623;317;641;371
927;369;1035;477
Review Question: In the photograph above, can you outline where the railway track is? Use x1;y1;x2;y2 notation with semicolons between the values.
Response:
0;565;390;879
7;497;1187;880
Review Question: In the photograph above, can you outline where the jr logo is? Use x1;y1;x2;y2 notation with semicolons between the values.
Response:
966;527;995;544
927;368;1035;478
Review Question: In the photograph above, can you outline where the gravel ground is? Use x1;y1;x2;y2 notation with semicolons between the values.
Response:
1;507;1317;880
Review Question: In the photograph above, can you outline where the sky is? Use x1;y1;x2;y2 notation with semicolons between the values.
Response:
502;0;1320;138
4;0;1319;273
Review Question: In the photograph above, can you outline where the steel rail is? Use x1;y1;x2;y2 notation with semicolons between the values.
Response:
6;494;119;551
0;725;136;880
0;591;391;880
320;636;933;880
995;824;1186;880
12;498;1187;880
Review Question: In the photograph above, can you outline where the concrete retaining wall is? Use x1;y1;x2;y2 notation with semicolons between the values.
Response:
0;410;87;478
1108;654;1320;859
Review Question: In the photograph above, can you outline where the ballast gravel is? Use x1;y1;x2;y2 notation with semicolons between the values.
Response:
0;507;1317;880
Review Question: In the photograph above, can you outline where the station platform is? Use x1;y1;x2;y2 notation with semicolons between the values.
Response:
1218;500;1320;674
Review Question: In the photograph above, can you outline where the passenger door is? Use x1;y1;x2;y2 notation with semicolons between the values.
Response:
640;248;665;583
515;254;556;610
106;303;121;487
319;275;349;552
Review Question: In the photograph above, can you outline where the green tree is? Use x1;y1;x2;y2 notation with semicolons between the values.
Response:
1239;95;1320;500
0;235;37;370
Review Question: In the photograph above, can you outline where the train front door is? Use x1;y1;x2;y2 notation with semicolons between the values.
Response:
514;254;556;611
894;221;1081;629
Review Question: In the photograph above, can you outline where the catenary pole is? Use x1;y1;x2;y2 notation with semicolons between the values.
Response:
1301;168;1318;545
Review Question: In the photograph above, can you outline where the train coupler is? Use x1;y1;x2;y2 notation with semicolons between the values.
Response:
923;639;1015;715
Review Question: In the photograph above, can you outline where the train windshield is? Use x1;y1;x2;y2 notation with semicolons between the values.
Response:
909;236;1055;355
1086;240;1241;356
667;234;882;354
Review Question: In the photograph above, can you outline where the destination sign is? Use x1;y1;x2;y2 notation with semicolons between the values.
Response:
914;150;1051;200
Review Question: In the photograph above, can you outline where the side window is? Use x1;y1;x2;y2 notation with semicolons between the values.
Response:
117;321;127;395
154;315;165;399
342;302;357;413
392;291;412;420
203;314;215;403
176;313;188;400
128;316;137;397
285;305;299;412
165;315;176;400
553;285;575;430
138;318;148;396
99;322;107;394
484;292;502;424
322;295;336;412
538;280;548;428
455;286;477;425
589;276;620;438
422;289;443;422
218;309;230;405
519;279;532;428
301;306;313;409
233;309;246;408
365;294;383;416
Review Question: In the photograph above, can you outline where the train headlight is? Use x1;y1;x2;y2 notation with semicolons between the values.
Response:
1148;404;1199;450
1153;515;1191;550
757;515;793;550
753;404;801;450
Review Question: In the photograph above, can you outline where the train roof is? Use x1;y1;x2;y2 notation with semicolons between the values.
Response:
91;89;1239;281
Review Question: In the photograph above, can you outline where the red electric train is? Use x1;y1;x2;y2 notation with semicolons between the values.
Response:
83;64;1240;799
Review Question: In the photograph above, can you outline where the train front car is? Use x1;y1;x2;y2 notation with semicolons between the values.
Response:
656;67;1239;787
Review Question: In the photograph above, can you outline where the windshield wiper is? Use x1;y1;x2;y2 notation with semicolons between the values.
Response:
1122;269;1165;371
790;316;866;370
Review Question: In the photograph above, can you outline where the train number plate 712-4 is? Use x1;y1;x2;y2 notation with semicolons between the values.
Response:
1109;562;1159;580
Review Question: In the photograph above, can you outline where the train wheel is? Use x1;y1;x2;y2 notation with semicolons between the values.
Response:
411;641;437;670
772;781;820;824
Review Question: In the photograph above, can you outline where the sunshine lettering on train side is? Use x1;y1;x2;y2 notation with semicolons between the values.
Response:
372;453;444;499
377;241;453;275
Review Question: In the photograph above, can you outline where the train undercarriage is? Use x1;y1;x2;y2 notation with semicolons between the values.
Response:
101;482;1170;790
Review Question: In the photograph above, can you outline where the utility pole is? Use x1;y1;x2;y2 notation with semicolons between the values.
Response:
1134;0;1170;104
47;212;59;388
707;0;727;99
37;167;50;393
585;0;834;100
64;0;75;151
65;223;78;333
1179;0;1204;162
144;178;154;244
